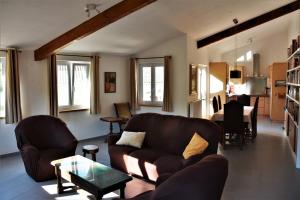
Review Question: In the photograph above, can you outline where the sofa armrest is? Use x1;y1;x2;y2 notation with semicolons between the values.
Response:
22;144;40;158
182;151;211;168
108;134;121;145
156;173;173;187
20;144;40;175
64;138;78;153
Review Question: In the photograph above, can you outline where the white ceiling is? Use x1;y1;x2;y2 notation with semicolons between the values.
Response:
0;0;297;55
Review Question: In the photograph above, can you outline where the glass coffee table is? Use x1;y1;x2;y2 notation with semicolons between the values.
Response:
51;155;132;199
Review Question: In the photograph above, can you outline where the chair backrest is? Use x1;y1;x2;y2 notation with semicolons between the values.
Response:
224;100;244;135
213;96;219;113
151;154;228;200
237;94;250;106
15;115;77;150
114;102;132;119
218;95;222;110
251;97;259;133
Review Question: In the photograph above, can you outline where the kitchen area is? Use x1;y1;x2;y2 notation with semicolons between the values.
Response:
209;52;287;121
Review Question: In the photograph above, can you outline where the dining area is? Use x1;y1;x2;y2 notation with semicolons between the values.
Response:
210;94;259;150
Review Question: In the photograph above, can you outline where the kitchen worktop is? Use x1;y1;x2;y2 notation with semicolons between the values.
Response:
227;94;270;97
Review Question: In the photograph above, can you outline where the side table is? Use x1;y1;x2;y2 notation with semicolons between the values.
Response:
100;117;127;141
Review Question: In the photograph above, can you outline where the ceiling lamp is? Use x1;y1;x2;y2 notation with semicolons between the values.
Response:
85;3;102;17
230;18;242;79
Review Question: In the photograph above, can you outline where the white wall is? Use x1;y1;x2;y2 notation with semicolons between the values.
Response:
222;30;288;76
0;51;130;155
135;35;188;116
287;10;300;44
187;35;209;118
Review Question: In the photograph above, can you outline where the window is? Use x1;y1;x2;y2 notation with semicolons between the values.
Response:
236;50;252;62
57;60;90;111
139;63;164;106
0;56;5;118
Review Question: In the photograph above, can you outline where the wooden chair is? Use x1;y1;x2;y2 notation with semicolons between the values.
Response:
251;97;259;140
213;96;219;113
218;95;222;110
114;102;132;132
237;94;250;106
223;100;245;150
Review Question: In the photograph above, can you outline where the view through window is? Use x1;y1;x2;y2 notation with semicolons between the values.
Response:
57;60;90;111
139;63;164;105
0;57;5;118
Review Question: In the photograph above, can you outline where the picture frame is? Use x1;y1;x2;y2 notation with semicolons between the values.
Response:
104;72;116;93
189;64;198;95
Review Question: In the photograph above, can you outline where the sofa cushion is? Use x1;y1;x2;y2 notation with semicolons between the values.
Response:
108;145;138;172
154;155;184;175
129;149;168;163
125;149;168;181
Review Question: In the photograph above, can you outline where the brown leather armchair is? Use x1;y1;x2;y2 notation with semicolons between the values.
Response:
15;115;78;182
115;154;228;200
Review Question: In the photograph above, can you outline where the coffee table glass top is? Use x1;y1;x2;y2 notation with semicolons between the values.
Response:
51;155;132;189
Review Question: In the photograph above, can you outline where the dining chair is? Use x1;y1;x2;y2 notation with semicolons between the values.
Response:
251;97;259;140
213;96;219;113
114;102;132;132
237;94;251;106
218;95;222;110
223;100;245;150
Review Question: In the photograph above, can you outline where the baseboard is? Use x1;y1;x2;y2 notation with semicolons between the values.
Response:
0;135;109;158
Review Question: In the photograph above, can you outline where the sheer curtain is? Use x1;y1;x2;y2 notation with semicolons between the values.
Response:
162;56;172;112
5;49;22;123
90;55;101;114
48;54;58;117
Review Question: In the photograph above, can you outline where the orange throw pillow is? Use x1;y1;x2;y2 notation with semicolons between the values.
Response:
183;133;209;159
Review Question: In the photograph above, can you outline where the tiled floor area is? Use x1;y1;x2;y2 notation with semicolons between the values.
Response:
0;117;300;200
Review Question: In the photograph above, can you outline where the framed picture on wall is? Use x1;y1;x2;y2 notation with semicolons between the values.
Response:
189;64;198;95
104;72;116;93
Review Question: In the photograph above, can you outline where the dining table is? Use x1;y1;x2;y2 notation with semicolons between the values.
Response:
211;106;254;123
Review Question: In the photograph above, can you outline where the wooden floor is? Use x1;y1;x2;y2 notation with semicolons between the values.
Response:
0;117;300;200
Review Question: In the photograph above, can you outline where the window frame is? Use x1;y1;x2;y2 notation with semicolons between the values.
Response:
57;60;91;112
138;63;164;107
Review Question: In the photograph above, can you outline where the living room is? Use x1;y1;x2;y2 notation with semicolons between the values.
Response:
1;0;300;200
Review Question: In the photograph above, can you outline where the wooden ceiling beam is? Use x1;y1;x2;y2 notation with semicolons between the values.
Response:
197;0;300;48
34;0;157;61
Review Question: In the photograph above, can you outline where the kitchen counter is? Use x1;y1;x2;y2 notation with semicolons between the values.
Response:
227;94;270;97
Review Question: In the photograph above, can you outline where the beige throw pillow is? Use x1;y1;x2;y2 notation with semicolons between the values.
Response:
116;131;146;148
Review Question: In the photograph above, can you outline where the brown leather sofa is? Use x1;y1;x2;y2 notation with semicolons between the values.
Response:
15;115;78;182
115;154;228;200
108;113;221;182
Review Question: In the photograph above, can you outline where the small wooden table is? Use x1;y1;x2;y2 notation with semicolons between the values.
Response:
82;145;99;161
100;117;127;140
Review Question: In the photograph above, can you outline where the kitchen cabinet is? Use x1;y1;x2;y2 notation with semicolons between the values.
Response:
269;62;288;121
250;96;269;116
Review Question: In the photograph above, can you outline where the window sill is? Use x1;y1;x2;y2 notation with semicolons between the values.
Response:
59;107;89;113
139;103;162;108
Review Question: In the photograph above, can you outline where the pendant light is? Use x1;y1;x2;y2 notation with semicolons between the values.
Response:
230;18;242;79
